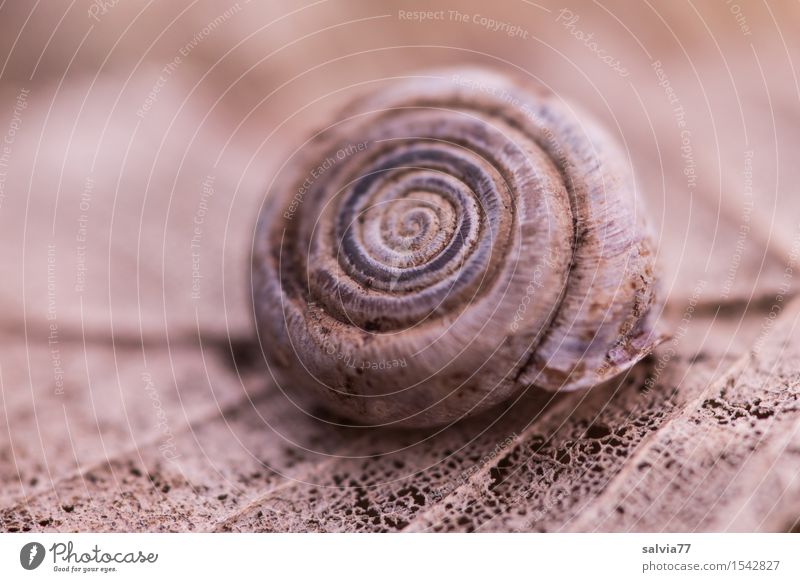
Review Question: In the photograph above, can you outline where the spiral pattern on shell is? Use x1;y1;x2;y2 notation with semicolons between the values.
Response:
252;68;664;427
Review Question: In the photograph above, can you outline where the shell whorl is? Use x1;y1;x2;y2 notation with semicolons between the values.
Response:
252;69;663;427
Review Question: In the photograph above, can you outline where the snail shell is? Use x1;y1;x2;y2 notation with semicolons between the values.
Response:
252;68;664;428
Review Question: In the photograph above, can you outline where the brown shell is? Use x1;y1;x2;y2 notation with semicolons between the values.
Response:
251;68;665;428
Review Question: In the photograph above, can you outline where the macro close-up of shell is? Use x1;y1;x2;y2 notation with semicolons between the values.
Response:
252;69;664;427
3;0;800;544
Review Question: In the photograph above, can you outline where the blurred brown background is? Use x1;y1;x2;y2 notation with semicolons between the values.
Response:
1;1;799;532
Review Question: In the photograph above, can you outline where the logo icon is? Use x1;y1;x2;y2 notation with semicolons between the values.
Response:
20;542;46;570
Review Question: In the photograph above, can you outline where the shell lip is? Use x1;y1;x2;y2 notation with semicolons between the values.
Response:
533;322;671;393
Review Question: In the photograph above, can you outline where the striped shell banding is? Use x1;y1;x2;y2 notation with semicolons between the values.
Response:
251;68;664;428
